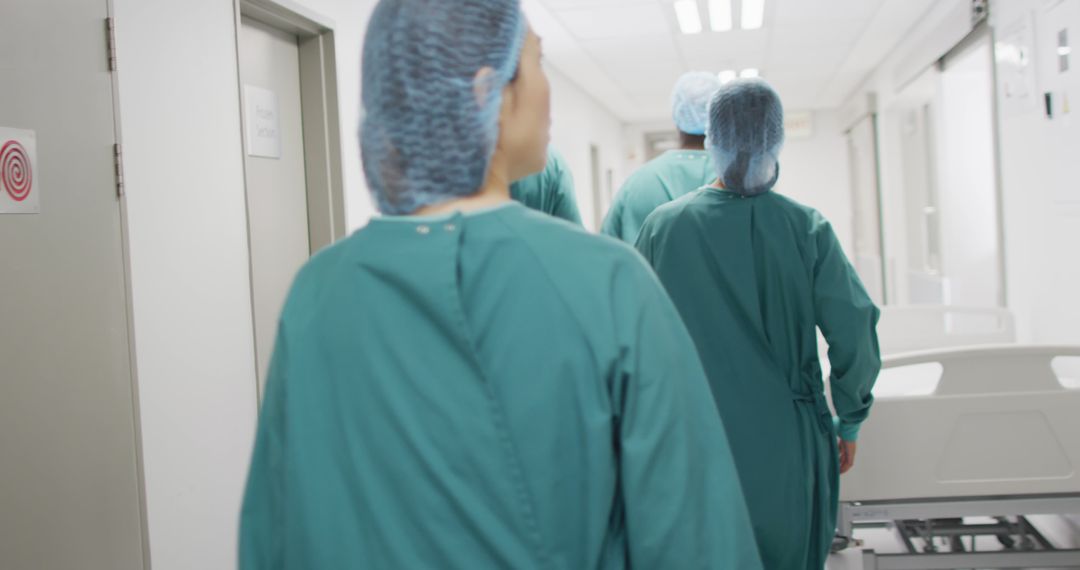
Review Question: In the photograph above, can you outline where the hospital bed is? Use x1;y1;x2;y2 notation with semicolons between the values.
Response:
819;306;1017;379
875;306;1016;354
835;344;1080;569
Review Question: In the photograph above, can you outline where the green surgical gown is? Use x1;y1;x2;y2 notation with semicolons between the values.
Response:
636;188;881;570
239;202;762;569
601;149;714;243
509;148;583;225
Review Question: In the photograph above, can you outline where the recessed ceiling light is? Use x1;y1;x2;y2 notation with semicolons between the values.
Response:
740;68;760;78
674;0;704;35
741;0;765;30
719;70;737;84
709;0;733;32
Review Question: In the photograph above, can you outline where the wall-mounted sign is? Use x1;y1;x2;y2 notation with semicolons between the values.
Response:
785;111;814;139
0;127;39;214
244;85;281;159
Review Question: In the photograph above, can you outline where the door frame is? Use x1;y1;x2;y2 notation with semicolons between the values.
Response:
107;0;154;566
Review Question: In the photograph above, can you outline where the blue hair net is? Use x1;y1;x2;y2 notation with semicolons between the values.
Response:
706;78;785;196
360;0;527;215
671;72;722;136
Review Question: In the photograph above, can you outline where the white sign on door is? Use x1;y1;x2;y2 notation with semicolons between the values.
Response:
244;85;282;159
0;127;39;214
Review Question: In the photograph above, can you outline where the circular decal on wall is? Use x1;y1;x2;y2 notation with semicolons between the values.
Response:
0;139;33;202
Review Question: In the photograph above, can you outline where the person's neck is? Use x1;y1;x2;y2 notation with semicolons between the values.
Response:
413;159;513;216
678;132;706;151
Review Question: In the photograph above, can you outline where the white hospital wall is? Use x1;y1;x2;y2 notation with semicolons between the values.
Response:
112;0;375;568
113;1;258;568
546;64;628;231
991;0;1080;344
774;110;855;254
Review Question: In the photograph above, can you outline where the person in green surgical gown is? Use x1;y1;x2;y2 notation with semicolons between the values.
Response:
238;2;763;569
635;78;881;570
601;71;720;243
509;146;582;225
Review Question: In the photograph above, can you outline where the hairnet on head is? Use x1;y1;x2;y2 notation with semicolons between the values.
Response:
360;0;527;215
706;78;785;196
671;72;723;136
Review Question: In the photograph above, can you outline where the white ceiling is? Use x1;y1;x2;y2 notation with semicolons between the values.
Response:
524;0;937;123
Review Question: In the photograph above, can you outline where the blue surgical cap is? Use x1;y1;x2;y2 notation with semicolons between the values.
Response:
706;78;785;196
671;72;722;136
360;0;527;215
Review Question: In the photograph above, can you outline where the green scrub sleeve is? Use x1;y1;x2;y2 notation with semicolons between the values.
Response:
811;219;881;442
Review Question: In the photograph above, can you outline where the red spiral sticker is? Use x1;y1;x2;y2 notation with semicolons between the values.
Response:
1;139;33;202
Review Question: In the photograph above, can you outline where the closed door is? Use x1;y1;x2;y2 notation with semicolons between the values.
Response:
239;17;311;395
0;1;145;568
899;103;945;304
935;35;1003;308
847;116;887;305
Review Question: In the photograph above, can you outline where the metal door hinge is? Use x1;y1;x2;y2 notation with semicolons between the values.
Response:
106;17;118;72
114;143;125;197
972;0;989;27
